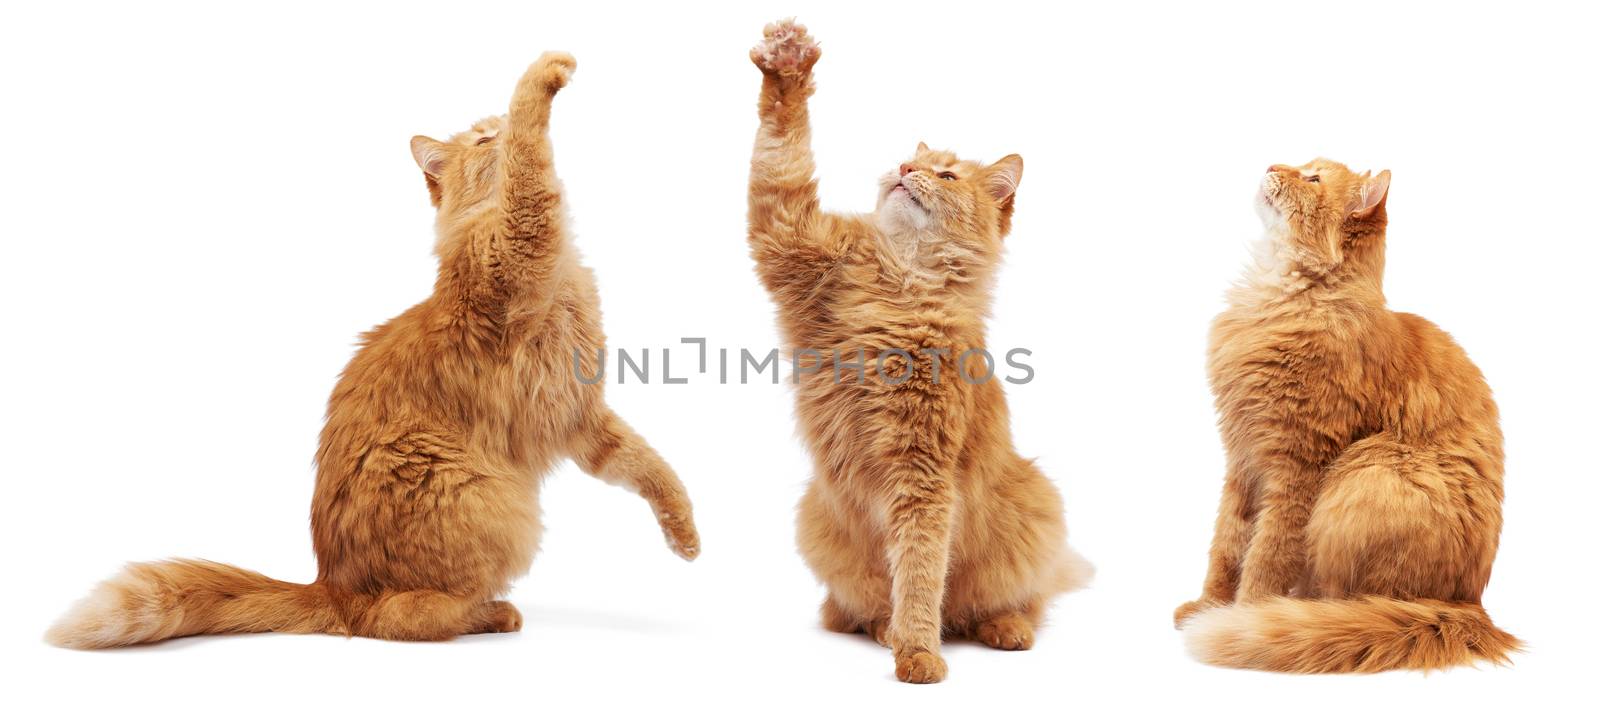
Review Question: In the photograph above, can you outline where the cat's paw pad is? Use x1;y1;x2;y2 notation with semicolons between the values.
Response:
894;650;948;684
750;18;820;77
975;615;1034;651
531;51;576;92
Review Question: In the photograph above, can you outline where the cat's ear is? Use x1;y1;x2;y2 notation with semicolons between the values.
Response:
983;154;1024;202
1348;169;1391;218
916;141;930;154
410;135;449;178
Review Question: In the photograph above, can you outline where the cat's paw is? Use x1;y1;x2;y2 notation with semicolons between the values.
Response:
657;508;700;561
750;18;820;78
864;618;891;648
820;597;891;646
894;649;948;684
974;613;1034;651
529;51;576;93
472;600;523;634
1173;598;1221;629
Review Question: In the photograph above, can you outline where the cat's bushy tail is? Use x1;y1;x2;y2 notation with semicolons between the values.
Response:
1182;596;1519;673
46;559;340;649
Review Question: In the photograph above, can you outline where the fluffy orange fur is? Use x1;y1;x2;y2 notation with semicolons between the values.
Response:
48;53;699;649
1174;159;1518;672
746;20;1090;684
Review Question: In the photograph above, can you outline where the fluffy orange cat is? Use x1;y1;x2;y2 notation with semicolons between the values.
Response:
48;53;699;648
1174;159;1518;672
746;20;1091;684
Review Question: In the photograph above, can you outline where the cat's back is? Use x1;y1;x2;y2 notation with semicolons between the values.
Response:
1391;310;1500;428
319;298;461;445
1394;310;1480;375
326;266;600;438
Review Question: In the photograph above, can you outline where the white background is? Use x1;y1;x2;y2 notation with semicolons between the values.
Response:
3;1;1596;720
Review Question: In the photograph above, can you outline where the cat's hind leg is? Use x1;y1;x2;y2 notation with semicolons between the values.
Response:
970;607;1038;651
821;595;890;647
1307;434;1495;600
1182;434;1517;671
946;461;1086;651
350;591;519;641
801;485;892;645
466;600;524;635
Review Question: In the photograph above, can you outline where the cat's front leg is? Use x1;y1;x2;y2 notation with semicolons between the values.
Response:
884;475;956;684
570;407;700;561
747;20;850;299
1235;460;1320;602
747;19;823;241
509;51;575;133
750;18;821;111
479;52;577;313
748;17;822;193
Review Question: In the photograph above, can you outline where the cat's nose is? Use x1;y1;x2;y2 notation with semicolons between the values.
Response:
1267;164;1294;175
899;163;916;177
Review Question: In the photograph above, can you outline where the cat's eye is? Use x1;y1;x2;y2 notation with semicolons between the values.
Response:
938;172;958;181
475;136;494;146
1305;174;1320;183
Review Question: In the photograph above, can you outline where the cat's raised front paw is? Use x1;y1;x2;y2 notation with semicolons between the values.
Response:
750;18;820;78
530;51;576;93
657;507;700;561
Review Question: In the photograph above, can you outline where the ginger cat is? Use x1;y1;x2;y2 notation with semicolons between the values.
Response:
48;53;699;648
747;20;1090;684
1174;159;1518;672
